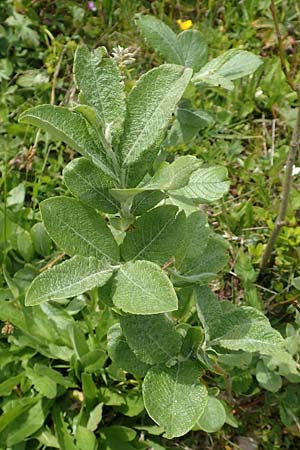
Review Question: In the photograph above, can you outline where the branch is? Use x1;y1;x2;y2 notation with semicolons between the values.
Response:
260;103;300;271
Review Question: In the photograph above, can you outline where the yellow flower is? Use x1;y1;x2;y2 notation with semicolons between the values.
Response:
176;19;193;31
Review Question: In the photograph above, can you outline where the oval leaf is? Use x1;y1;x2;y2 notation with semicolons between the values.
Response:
170;166;230;203
63;157;119;213
25;256;113;306
120;314;182;365
113;260;178;314
74;46;125;144
177;30;208;71
19;105;113;177
107;323;151;377
135;14;184;65
196;396;226;433
143;361;208;438
121;206;186;265
119;64;192;187
40;197;119;261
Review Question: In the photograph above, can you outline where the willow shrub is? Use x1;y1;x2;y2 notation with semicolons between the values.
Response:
19;42;284;438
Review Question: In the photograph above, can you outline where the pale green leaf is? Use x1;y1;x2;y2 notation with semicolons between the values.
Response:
181;234;228;277
195;286;223;342
107;323;151;376
121;206;186;265
192;49;262;90
19;105;113;177
145;156;201;191
113;260;178;314
293;276;300;290
177;30;208;71
26;256;112;306
170;166;229;203
74;45;125;144
119;64;192;187
87;403;103;432
211;307;285;355
76;426;97;450
175;210;210;273
143;361;207;438
40;197;119;261
196;397;226;432
135;14;184;65
63;157;120;213
256;361;282;392
120;314;182;364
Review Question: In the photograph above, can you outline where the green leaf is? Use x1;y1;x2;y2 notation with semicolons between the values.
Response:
40;196;119;261
195;286;223;342
121;206;186;265
145;156;202;191
182;233;228;276
256;360;282;393
87;402;103;432
192;49;262;90
196;397;226;433
0;399;50;447
19;105;114;178
53;407;78;450
143;361;207;438
74;45;125;144
170;166;230;203
212;307;285;355
131;190;166;216
113;261;178;314
25;367;57;398
107;323;151;376
63;158;120;213
119;64;192;187
135;14;184;65
17;229;34;261
177;30;208;71
293;277;300;290
175;210;210;273
76;426;97;450
196;286;285;355
177;107;214;129
120;314;182;364
25;256;113;306
31;222;53;257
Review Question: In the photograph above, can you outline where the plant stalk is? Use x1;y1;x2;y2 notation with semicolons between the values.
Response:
260;104;300;271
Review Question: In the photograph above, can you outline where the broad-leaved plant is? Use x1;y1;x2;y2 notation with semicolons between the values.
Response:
19;38;285;438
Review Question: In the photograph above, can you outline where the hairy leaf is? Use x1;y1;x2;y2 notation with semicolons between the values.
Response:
113;260;178;314
63;157;119;213
196;397;226;432
121;206;186;265
135;14;184;65
119;64;192;187
170;166;229;203
177;30;208;71
192;49;262;90
74;45;125;144
211;307;285;355
40;197;119;261
26;256;113;306
107;323;151;376
121;314;182;364
143;361;207;438
19;105;113;177
145;156;201;191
